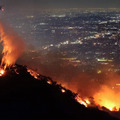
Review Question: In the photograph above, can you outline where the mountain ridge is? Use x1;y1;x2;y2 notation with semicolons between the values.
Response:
0;64;118;120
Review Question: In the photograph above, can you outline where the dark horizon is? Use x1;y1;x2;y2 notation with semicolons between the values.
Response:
1;0;120;10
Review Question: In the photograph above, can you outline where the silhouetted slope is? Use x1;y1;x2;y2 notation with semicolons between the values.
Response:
0;64;118;120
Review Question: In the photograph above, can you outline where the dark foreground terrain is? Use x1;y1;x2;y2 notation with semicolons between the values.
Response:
0;64;119;120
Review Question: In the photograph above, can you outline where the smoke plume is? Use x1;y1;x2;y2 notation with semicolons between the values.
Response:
0;21;25;69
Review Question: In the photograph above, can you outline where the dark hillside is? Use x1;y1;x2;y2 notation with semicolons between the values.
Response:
0;64;118;120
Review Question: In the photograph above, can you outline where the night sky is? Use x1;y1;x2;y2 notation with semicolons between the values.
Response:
1;0;120;9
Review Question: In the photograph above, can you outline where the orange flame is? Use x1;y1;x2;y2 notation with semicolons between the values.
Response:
94;86;120;111
61;88;66;93
47;80;52;85
0;21;24;69
27;69;39;79
75;95;90;107
0;69;5;76
85;99;90;105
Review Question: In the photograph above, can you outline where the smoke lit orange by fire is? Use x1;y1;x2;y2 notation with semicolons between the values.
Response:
0;21;24;69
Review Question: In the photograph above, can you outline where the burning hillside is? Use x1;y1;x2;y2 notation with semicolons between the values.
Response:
0;64;118;120
0;20;119;119
0;21;24;69
27;66;120;119
20;50;120;115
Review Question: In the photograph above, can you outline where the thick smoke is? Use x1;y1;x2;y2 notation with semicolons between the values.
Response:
0;21;25;68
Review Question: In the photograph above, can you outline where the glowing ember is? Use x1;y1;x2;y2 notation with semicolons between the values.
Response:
27;69;39;79
0;69;5;76
47;80;52;85
61;89;66;93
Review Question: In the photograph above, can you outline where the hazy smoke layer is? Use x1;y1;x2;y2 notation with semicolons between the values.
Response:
18;49;120;96
18;50;103;96
0;21;25;68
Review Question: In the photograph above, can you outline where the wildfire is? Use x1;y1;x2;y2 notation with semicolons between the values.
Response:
0;21;24;69
0;18;120;116
27;69;39;79
85;99;90;105
75;95;90;107
61;88;66;93
0;69;5;76
47;80;52;85
94;86;120;111
27;68;120;113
